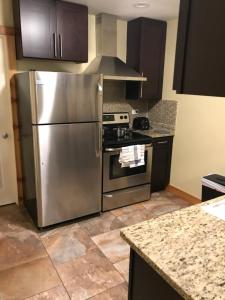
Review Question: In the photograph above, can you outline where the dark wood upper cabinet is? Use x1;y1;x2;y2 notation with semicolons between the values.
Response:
13;0;88;62
13;0;56;59
126;18;167;101
173;0;225;97
56;1;88;62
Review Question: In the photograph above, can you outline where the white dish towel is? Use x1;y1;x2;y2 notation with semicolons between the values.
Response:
119;145;145;168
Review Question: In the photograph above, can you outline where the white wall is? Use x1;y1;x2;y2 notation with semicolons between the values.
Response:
163;19;225;198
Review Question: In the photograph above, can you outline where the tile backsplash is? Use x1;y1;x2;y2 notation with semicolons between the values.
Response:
148;100;178;131
102;80;177;131
103;80;149;124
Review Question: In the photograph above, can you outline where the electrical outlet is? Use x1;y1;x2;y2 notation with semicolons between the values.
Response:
132;109;139;115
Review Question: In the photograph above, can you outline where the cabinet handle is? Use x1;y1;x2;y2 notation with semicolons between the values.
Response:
59;34;62;59
105;194;113;198
53;33;57;58
140;72;144;99
157;141;168;145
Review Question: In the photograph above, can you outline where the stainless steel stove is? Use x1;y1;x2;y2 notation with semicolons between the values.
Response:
102;112;153;212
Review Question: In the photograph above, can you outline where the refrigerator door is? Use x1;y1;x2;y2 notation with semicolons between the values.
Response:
33;122;102;227
32;72;102;124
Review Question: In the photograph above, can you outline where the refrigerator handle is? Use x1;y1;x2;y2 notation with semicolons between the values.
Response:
53;33;57;58
97;82;103;120
96;124;102;158
98;83;103;93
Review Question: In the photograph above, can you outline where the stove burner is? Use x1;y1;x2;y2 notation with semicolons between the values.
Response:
103;127;152;148
102;112;152;149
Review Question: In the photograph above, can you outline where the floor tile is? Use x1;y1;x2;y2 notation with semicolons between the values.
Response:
113;258;129;282
115;207;153;226
41;224;96;265
111;203;144;217
151;191;189;208
0;230;47;272
169;197;190;208
0;257;60;300
25;285;70;300
56;249;124;300
0;204;35;233
0;190;191;300
79;212;125;237
89;283;128;300
142;194;188;218
92;229;130;264
151;191;173;199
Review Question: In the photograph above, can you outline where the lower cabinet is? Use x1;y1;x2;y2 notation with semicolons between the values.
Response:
151;137;173;193
128;249;183;300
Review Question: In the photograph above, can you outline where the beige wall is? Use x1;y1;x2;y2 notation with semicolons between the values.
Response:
0;0;14;27
163;19;225;198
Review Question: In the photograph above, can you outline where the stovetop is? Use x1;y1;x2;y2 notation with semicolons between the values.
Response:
102;112;152;148
103;129;152;148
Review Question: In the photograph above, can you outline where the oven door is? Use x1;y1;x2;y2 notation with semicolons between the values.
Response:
103;144;152;193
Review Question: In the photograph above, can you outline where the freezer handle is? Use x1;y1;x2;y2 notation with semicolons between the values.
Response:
99;125;102;153
96;124;102;157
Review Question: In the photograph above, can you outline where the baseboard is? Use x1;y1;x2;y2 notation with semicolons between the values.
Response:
166;185;201;205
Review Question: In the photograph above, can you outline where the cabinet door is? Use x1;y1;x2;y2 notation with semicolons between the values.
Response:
174;0;225;97
14;0;57;59
151;138;173;193
140;19;167;100
56;1;88;62
126;18;167;101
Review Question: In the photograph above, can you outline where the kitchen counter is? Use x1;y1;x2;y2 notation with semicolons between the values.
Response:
121;196;225;300
136;128;174;139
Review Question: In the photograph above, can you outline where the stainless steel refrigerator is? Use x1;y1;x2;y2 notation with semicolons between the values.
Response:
16;71;103;227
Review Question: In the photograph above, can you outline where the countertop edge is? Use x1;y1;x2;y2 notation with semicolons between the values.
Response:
135;129;175;139
120;230;192;300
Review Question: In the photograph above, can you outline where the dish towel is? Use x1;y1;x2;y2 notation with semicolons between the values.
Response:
119;145;145;168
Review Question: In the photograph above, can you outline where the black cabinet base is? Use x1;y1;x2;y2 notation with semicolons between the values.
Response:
128;249;184;300
151;137;174;193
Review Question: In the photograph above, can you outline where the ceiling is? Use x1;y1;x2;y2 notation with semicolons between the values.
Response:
67;0;180;21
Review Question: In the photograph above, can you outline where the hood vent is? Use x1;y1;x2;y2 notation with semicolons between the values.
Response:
85;13;146;81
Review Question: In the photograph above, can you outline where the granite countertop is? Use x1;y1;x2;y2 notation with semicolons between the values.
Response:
135;128;174;139
121;196;225;300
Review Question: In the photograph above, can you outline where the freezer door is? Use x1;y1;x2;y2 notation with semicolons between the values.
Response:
33;123;102;227
33;72;102;124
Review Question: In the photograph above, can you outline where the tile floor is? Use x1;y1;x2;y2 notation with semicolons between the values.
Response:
0;191;190;300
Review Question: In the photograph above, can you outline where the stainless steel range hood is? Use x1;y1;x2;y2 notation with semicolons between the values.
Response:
85;14;146;82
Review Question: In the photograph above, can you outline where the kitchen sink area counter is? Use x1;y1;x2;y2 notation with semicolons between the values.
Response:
121;196;225;300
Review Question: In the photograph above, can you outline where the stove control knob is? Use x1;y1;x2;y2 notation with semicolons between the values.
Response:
124;115;128;119
120;116;124;119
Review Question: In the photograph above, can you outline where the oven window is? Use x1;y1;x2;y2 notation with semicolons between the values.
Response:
110;152;147;180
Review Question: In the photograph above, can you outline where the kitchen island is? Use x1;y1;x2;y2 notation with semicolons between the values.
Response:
121;196;225;300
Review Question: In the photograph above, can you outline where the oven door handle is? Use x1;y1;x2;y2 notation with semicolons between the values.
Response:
105;143;152;152
105;147;123;152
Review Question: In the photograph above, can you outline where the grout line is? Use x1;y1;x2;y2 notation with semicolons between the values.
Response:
40;239;71;300
87;282;128;300
22;285;65;300
90;231;128;281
